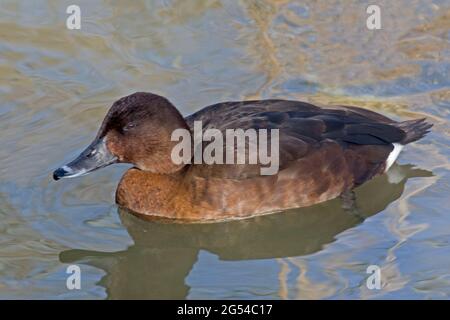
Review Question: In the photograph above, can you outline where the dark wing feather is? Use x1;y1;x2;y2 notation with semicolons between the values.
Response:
184;100;403;180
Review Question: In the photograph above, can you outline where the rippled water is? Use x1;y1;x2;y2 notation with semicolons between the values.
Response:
0;0;449;299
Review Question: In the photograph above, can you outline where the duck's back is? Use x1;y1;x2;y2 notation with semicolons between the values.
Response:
185;99;408;181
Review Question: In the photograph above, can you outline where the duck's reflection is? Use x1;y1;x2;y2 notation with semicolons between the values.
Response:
59;164;432;299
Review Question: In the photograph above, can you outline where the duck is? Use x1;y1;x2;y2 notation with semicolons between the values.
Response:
53;92;432;222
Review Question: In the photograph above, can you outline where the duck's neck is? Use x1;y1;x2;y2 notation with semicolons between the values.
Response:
115;167;191;219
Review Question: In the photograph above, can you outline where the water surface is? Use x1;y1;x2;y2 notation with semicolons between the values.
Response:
0;0;449;299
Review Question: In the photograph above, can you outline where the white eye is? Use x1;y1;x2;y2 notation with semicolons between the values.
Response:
123;123;136;132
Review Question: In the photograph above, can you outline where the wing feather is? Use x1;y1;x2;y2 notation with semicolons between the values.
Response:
184;100;403;180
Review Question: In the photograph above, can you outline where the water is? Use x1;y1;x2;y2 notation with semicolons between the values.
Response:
0;0;449;299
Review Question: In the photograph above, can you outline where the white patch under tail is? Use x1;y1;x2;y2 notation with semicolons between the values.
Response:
385;143;404;172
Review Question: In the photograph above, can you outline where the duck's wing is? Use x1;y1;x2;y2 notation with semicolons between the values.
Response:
184;100;405;180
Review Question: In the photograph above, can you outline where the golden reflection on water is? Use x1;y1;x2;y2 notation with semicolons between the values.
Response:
0;0;449;299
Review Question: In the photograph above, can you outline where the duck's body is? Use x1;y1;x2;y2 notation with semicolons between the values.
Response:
54;93;432;222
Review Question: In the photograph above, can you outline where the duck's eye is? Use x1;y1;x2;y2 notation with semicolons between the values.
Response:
123;123;136;132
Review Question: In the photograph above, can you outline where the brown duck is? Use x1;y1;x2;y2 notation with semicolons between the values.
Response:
53;92;432;222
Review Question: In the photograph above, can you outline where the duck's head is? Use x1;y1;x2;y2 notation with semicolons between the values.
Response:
53;92;189;181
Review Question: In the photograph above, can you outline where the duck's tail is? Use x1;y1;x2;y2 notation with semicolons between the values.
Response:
396;118;433;144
